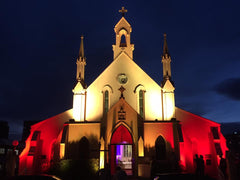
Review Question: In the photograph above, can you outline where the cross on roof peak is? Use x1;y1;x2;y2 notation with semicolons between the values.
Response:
119;7;127;17
119;86;126;99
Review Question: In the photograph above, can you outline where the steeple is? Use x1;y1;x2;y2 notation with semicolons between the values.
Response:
78;35;84;59
76;36;86;83
163;33;170;57
162;33;172;80
161;33;175;120
112;7;134;60
73;36;87;122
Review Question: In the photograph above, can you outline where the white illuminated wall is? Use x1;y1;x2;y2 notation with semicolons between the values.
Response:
72;81;86;121
84;52;175;121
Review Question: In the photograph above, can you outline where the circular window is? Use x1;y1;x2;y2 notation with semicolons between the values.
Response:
118;74;128;84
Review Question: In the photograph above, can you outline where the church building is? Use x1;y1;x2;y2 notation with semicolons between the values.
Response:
19;7;228;178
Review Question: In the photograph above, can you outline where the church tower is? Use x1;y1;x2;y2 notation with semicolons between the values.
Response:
72;36;87;122
112;7;134;60
161;33;175;120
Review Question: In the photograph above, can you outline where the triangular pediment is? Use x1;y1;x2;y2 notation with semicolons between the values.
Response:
114;17;132;33
109;98;138;116
88;52;162;92
106;98;140;132
85;52;164;121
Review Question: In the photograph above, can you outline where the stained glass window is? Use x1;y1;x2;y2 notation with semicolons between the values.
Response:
139;90;144;117
104;90;109;113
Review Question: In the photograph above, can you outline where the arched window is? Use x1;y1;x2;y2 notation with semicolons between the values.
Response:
155;135;166;160
104;90;109;113
139;90;144;118
120;35;126;47
134;84;146;118
102;85;113;115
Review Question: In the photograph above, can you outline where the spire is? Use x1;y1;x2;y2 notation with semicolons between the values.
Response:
161;33;172;80
163;33;170;57
76;36;86;83
161;33;175;120
73;36;87;122
78;35;84;59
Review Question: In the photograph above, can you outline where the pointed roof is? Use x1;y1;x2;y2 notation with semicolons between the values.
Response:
163;33;170;57
73;80;84;93
161;78;175;91
78;35;85;59
114;17;132;33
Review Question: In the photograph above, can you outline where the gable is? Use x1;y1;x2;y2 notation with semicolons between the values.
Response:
89;52;161;90
105;98;140;144
109;98;138;118
114;17;132;34
85;52;164;121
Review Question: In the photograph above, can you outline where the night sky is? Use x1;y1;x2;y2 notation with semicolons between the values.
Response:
1;0;240;139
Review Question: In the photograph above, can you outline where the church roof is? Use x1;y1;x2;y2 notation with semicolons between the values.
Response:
175;107;220;126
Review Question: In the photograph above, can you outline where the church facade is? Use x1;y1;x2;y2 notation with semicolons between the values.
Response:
19;8;228;178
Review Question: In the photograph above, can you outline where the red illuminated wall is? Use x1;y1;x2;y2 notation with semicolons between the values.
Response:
19;106;228;179
142;108;228;178
19;110;72;175
144;122;174;150
176;108;228;178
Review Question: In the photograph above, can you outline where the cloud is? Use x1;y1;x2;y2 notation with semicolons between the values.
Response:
214;78;240;100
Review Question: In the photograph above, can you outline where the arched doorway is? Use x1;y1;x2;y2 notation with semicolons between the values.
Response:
155;135;166;160
78;136;89;160
110;125;133;175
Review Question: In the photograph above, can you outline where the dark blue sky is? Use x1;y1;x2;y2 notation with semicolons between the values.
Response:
1;0;240;139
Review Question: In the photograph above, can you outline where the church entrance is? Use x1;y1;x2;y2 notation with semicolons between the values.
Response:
110;125;133;175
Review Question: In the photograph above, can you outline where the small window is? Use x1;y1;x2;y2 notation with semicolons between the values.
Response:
139;90;144;118
28;146;36;156
31;131;40;141
211;127;220;139
61;126;68;143
214;143;223;156
104;90;109;113
177;124;184;142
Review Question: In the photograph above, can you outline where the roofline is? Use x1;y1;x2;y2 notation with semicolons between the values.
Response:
87;52;163;91
176;107;220;126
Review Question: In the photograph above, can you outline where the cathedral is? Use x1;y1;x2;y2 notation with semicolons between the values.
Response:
19;7;228;178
